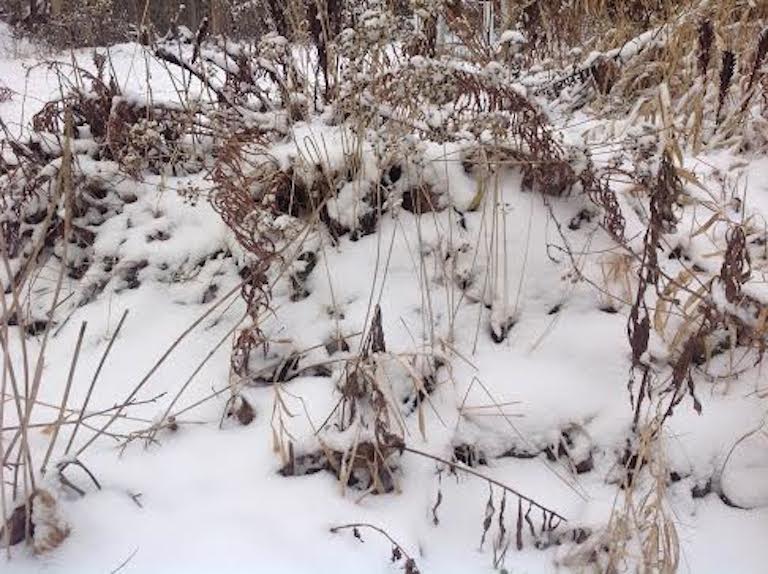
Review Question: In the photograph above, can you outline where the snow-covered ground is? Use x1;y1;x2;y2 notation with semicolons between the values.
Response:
2;21;768;574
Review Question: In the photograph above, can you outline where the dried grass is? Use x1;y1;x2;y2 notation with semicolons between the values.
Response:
3;0;768;570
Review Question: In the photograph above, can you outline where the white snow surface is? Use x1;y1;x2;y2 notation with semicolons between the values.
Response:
2;30;768;574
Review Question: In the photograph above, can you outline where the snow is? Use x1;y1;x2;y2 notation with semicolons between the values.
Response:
0;22;37;60
499;30;526;46
3;22;768;574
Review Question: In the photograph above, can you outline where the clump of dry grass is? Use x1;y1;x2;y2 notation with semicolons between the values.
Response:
554;1;768;152
1;113;95;553
571;134;768;573
0;44;255;555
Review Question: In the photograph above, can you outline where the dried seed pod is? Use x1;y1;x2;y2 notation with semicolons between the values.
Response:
697;20;714;78
716;50;736;125
745;28;768;97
